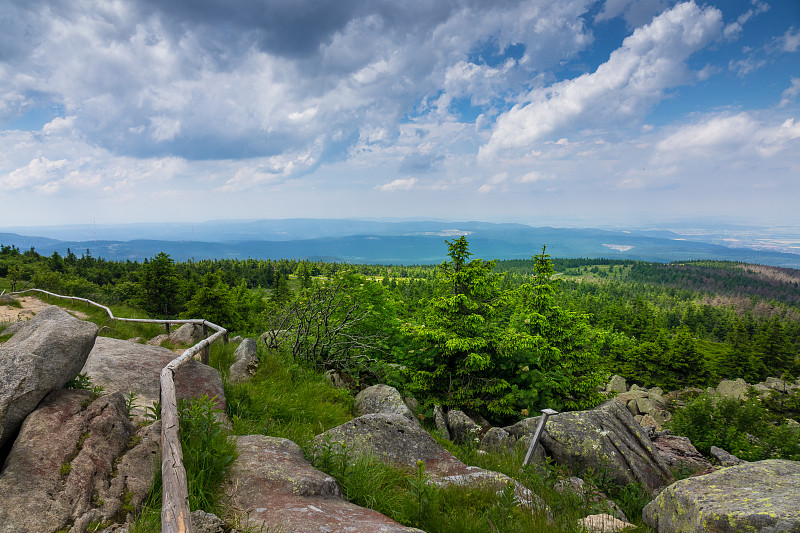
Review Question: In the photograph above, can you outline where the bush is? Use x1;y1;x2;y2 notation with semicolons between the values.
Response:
668;393;800;461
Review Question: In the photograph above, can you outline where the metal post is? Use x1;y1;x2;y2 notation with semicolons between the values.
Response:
523;408;558;467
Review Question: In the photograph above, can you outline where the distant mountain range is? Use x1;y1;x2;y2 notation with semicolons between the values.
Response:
1;219;799;268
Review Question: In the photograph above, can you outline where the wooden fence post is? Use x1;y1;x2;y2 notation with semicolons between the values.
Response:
160;368;192;533
201;325;209;365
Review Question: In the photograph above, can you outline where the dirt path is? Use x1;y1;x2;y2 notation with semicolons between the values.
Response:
0;295;90;323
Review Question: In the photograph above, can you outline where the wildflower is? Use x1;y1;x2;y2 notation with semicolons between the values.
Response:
521;409;529;416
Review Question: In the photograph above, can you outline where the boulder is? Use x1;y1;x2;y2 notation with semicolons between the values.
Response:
433;405;450;439
504;400;674;494
578;514;635;532
146;333;169;346
480;427;513;452
314;414;549;512
169;322;205;345
0;389;159;533
325;370;356;390
447;409;481;445
652;433;712;475
190;510;227;533
607;375;627;393
716;378;750;400
81;336;227;421
223;435;423;533
643;460;800;532
710;445;745;467
354;384;415;421
0;306;98;449
229;337;259;383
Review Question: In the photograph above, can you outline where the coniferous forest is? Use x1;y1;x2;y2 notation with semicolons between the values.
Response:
2;238;798;425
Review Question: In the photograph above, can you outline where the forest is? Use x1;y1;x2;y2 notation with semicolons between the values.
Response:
2;237;799;425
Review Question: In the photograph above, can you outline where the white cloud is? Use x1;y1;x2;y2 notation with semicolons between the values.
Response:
2;157;69;191
378;177;418;192
781;27;800;53
779;78;800;108
655;113;800;159
481;2;724;159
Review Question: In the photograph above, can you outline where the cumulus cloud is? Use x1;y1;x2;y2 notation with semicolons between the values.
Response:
655;113;800;159
595;0;669;28
481;2;724;159
781;27;800;53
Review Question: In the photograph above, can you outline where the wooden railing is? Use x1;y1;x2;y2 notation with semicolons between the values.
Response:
8;289;228;533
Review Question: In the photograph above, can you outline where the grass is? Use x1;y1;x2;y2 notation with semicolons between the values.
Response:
217;343;354;449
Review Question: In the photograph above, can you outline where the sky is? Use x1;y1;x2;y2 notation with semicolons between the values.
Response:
1;0;799;229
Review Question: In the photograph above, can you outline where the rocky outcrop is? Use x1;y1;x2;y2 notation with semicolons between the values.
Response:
651;433;712;475
81;336;227;421
0;306;98;448
170;322;205;345
354;384;415;421
579;514;635;532
643;460;800;532
0;389;159;533
447;409;482;445
229;338;259;383
716;378;750;400
223;435;423;533
710;445;745;467
314;414;548;512
606;375;627;393
504;400;674;494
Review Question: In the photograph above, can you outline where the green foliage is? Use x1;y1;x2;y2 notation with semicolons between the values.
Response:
178;395;238;512
503;246;605;411
402;236;514;415
137;252;182;319
668;393;800;461
223;346;353;448
65;372;93;390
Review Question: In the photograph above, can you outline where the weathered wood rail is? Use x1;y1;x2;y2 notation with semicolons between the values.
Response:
8;288;228;533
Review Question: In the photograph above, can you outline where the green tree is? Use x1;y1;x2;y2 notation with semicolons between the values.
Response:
402;237;514;415
138;252;182;319
504;246;604;411
184;272;243;331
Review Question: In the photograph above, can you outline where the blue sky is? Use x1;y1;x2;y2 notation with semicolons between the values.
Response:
0;0;798;228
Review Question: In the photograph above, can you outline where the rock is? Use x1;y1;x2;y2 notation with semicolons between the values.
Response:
649;387;664;397
629;384;644;392
325;369;356;390
0;390;159;533
652;434;712;475
229;337;259;383
607;375;627;393
643;460;800;532
223;434;423;533
716;378;750;400
403;396;418;412
480;427;513;452
169;322;205;345
314;414;549;513
433;405;450;439
190;510;227;533
0;321;26;337
554;477;628;522
505;399;674;494
146;333;169;346
639;414;659;431
710;445;745;467
447;409;481;445
354;384;415;421
649;409;672;427
229;335;243;344
626;399;640;416
81;336;227;422
636;396;662;416
0;306;98;449
579;514;635;532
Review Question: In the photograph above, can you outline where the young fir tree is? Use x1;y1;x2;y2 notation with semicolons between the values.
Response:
504;246;605;411
403;237;514;415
